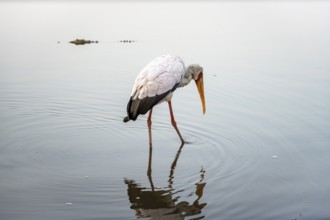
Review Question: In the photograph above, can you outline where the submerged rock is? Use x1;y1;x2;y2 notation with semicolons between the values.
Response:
69;39;98;45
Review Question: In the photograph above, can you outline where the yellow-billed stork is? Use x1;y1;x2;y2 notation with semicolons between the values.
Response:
123;54;205;145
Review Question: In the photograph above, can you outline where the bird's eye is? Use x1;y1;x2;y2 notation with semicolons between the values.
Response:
197;72;203;80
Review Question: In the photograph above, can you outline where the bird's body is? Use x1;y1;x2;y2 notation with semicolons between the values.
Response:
124;54;205;144
124;55;186;122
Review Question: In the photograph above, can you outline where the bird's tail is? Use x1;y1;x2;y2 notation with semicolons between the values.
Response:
123;116;130;123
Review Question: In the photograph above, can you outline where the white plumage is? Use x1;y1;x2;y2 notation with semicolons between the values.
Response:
124;54;206;144
131;55;185;100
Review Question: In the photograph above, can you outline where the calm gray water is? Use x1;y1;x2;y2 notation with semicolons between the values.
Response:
1;1;330;220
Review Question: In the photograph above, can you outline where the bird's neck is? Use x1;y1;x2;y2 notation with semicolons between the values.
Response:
178;68;193;88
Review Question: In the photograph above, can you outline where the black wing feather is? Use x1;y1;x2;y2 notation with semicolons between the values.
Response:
124;83;179;121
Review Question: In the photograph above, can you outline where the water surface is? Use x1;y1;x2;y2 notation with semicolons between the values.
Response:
1;1;330;220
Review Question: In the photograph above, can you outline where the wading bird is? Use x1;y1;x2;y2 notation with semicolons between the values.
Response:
123;54;205;146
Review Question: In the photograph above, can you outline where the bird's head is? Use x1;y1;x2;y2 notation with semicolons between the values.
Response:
187;64;206;114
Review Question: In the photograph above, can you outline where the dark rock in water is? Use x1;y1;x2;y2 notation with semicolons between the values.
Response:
69;39;98;45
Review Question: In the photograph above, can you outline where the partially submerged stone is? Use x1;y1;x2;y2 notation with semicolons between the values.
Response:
69;39;98;45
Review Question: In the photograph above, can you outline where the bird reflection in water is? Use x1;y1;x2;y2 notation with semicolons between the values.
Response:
124;144;207;219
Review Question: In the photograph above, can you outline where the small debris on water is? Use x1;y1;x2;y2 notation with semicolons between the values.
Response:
85;176;89;179
119;40;135;43
65;202;73;206
272;155;278;159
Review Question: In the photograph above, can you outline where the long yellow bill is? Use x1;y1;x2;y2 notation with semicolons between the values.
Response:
195;73;206;114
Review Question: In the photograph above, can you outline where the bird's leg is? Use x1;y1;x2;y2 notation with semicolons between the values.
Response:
147;109;154;189
147;108;153;149
147;143;155;191
168;101;184;143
